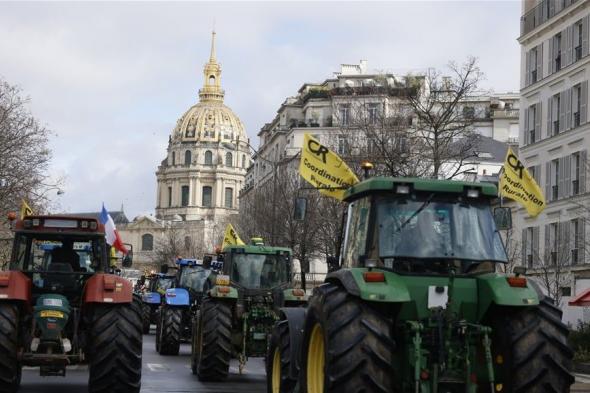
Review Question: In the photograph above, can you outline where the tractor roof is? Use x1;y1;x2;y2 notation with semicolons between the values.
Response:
15;215;105;234
222;244;292;255
343;177;497;201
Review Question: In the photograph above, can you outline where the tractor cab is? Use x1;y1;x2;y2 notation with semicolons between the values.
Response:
11;216;110;300
222;239;292;291
340;177;508;276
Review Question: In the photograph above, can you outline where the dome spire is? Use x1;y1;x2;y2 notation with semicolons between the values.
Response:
199;30;224;102
209;30;217;63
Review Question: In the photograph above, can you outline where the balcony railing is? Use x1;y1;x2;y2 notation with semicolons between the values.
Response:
521;0;578;36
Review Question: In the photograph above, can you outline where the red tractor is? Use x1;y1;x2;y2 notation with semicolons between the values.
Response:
0;215;142;392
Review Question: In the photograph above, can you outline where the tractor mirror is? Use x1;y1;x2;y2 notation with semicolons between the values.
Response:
160;264;169;274
203;255;212;269
294;197;307;221
493;207;512;230
122;252;133;268
327;256;339;272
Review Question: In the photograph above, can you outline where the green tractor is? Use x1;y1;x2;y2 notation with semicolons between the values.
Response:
0;215;142;393
267;177;574;393
191;239;307;381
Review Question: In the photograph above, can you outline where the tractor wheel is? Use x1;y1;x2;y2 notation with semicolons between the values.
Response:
190;311;200;375
88;300;142;393
267;320;297;393
490;296;574;392
195;298;232;381
141;303;151;334
158;306;181;356
0;304;21;393
301;283;394;393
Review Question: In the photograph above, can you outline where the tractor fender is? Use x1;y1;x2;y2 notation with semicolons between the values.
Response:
164;288;190;306
142;292;161;305
326;268;411;303
0;271;32;310
83;273;133;304
279;307;307;380
477;273;540;318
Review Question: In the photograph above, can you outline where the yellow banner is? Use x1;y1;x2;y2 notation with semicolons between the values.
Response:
499;147;545;217
298;133;359;201
20;199;33;219
222;224;245;249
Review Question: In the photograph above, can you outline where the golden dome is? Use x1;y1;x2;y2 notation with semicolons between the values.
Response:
171;31;247;143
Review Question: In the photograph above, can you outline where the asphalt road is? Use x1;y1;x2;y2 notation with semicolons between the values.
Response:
19;327;267;393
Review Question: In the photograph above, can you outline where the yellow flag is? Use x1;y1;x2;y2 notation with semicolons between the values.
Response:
499;147;545;217
20;199;33;219
222;224;245;249
299;133;359;200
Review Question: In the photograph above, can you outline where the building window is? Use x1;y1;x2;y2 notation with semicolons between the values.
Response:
572;219;580;265
184;150;191;166
171;151;176;166
554;33;562;72
204;150;213;165
225;188;233;208
368;103;379;124
552;94;560;135
549;222;559;265
242;154;246;169
561;287;572;297
167;186;172;207
141;234;153;251
552;159;559;200
226;152;233;167
530;46;538;83
463;106;475;119
574;84;582;127
573;152;581;195
181;185;189;207
575;20;583;62
202;186;212;207
337;136;346;155
339;105;350;126
525;227;535;268
528;104;536;143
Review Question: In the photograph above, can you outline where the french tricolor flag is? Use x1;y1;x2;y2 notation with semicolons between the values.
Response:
99;204;128;254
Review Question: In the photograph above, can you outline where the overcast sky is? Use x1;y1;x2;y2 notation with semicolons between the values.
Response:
0;1;521;219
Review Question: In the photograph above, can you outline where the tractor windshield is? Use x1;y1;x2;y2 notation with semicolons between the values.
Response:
179;266;211;292
376;196;507;263
154;277;174;293
230;253;290;289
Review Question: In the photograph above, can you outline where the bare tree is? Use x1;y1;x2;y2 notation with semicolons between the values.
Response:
406;57;483;179
151;224;208;268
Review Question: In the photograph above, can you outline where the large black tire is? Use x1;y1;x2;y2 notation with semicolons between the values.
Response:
88;299;142;393
0;304;21;393
195;298;232;381
267;320;297;393
300;283;394;393
490;297;574;392
141;303;151;334
158;306;181;356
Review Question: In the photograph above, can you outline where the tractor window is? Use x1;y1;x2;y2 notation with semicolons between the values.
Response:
179;266;211;292
342;197;371;268
230;253;290;289
376;196;507;265
155;278;174;293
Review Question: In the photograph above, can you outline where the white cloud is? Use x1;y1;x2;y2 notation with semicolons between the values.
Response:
0;1;521;217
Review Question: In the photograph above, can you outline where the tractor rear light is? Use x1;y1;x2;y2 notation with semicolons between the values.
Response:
420;370;429;380
396;184;410;194
507;277;527;288
32;219;40;226
292;289;305;297
467;189;480;198
218;286;231;294
23;219;32;228
80;220;89;229
90;221;97;230
103;277;116;291
0;274;9;287
363;272;385;282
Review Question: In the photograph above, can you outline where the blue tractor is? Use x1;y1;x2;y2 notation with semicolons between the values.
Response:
138;273;175;334
155;258;214;355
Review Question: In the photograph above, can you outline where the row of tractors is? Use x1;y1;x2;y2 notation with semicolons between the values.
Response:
0;176;578;392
